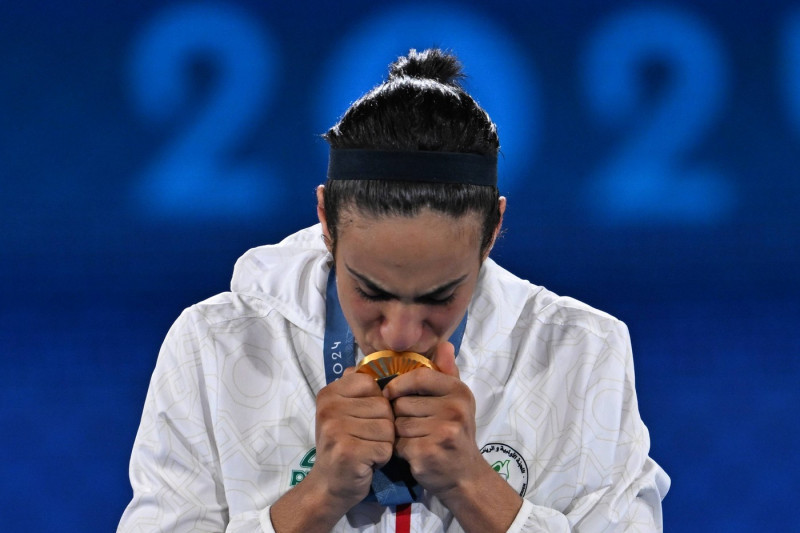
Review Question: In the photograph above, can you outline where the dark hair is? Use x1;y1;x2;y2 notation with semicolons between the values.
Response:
322;48;501;256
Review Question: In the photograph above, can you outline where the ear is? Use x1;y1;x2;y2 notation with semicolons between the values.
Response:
316;185;333;253
482;196;506;261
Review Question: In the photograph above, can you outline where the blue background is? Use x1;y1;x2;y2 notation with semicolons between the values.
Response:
1;1;798;530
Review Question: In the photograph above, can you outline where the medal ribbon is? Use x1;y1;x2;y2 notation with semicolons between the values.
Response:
323;267;466;506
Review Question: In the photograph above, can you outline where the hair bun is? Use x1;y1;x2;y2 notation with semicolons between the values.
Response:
388;48;465;86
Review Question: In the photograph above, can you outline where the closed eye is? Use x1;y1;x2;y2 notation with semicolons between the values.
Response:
355;286;392;302
346;263;466;307
355;286;456;306
417;293;457;306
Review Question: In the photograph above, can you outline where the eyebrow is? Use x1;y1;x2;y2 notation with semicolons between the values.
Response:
344;264;468;303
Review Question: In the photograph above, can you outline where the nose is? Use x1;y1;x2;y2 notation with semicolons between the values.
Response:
379;302;425;353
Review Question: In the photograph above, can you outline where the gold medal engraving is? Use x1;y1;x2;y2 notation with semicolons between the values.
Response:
355;350;439;380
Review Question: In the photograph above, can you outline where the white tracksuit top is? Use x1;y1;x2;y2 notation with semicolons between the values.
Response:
119;224;669;532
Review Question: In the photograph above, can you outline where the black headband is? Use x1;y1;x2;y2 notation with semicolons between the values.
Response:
327;149;497;187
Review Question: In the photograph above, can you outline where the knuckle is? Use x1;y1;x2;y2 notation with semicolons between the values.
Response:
440;423;462;443
316;419;342;443
376;442;394;463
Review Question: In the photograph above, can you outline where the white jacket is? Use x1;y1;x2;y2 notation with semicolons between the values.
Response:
119;224;669;532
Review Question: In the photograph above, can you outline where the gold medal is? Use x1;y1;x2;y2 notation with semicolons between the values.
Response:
355;350;439;381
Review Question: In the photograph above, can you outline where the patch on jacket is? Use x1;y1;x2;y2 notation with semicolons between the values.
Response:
481;442;529;496
291;447;316;487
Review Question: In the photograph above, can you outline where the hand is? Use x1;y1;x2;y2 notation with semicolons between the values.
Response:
311;369;395;508
382;342;484;496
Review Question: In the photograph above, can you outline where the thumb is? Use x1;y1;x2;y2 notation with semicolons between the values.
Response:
432;342;459;379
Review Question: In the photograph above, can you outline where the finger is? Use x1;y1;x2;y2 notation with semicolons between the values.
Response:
347;417;396;443
363;440;394;470
382;366;454;400
391;394;438;418
393;436;424;465
319;435;394;472
381;368;436;399
329;371;383;398
394;417;468;449
318;394;394;423
432;342;459;379
347;396;396;419
393;415;433;439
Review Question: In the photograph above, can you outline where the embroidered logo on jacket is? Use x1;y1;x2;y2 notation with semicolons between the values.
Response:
291;448;316;486
480;442;529;496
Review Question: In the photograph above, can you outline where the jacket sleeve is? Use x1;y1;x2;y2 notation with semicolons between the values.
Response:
117;306;292;533
118;308;233;532
507;320;670;533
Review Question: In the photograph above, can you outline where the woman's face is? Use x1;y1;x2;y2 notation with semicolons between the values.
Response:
322;205;489;359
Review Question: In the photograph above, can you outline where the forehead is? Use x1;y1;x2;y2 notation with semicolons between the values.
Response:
334;209;483;282
338;208;482;248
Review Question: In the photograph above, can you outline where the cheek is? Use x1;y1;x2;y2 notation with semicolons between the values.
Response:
426;304;468;336
345;298;383;329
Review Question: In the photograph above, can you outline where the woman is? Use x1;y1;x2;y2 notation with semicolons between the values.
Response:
119;48;669;532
